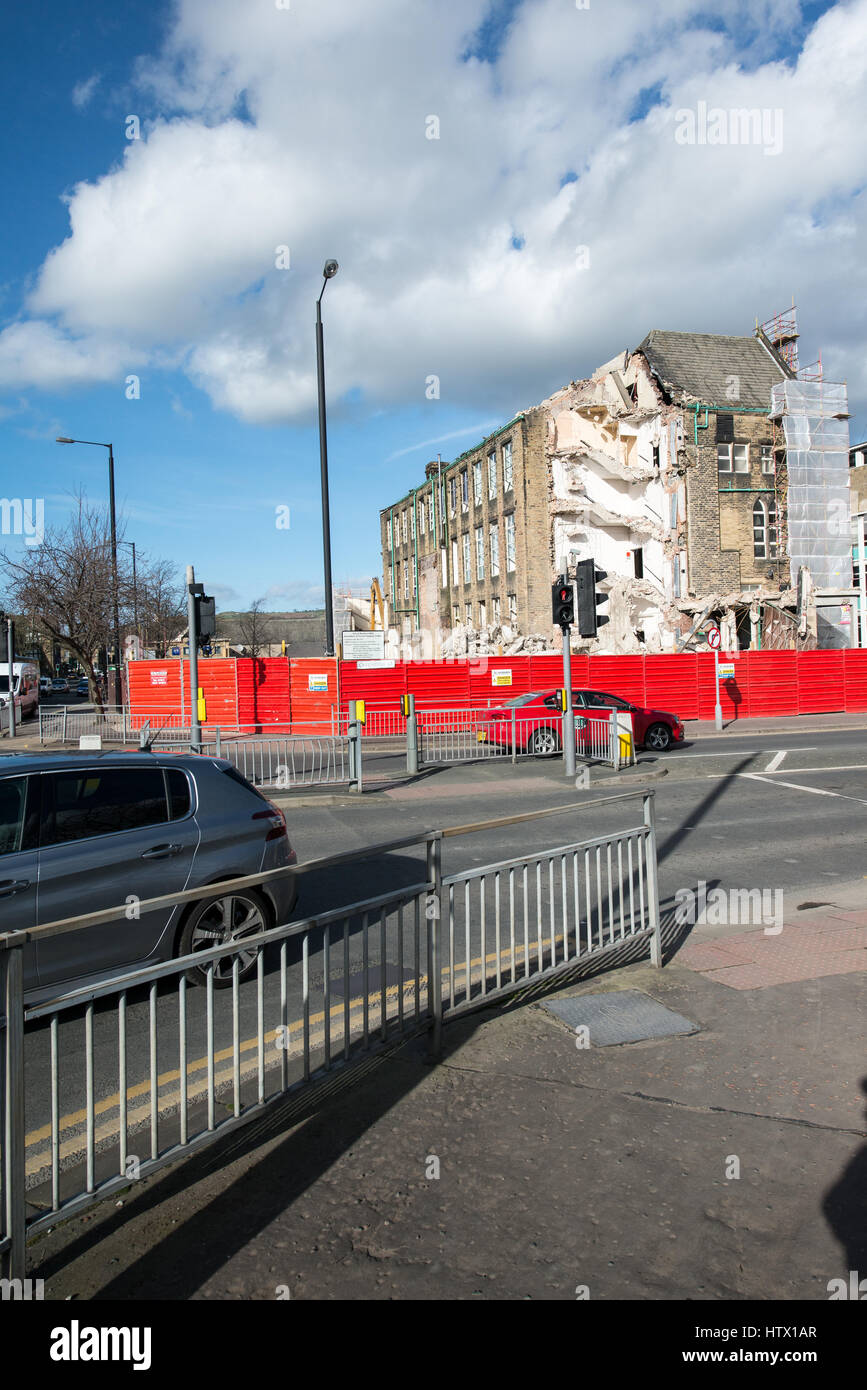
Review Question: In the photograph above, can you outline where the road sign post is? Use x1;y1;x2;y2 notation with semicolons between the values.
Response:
707;626;722;731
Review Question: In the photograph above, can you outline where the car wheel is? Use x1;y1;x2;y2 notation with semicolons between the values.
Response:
529;726;560;756
177;888;271;987
644;722;672;752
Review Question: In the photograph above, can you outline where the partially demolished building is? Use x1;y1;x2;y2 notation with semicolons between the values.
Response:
380;321;853;655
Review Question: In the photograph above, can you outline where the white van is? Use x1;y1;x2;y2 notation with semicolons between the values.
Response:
0;662;40;721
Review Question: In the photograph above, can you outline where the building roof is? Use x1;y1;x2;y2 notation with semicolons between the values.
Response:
637;330;789;410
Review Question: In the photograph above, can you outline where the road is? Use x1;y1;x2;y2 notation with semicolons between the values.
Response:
16;724;867;1199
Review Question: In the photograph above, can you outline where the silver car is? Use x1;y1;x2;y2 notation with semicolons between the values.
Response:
0;751;298;1005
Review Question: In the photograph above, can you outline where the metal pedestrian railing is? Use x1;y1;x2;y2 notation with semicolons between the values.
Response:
199;734;352;788
416;705;633;768
0;791;660;1281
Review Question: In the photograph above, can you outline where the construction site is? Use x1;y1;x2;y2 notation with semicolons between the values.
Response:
377;308;862;660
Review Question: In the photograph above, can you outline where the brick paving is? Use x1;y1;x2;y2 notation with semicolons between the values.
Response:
675;911;867;989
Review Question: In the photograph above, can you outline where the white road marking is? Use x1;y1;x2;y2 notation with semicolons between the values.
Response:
764;750;787;773
737;772;867;807
675;748;817;758
752;763;867;775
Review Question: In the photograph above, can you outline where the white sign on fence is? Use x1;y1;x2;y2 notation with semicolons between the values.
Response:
308;673;329;692
492;669;513;687
342;630;385;660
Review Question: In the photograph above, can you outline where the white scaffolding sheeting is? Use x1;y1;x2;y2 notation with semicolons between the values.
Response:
770;379;850;589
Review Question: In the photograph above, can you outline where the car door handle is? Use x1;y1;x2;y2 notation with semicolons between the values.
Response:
140;844;183;860
0;879;30;898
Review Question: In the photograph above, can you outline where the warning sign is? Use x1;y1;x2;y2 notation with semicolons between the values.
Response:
150;670;168;686
492;669;513;687
308;673;329;692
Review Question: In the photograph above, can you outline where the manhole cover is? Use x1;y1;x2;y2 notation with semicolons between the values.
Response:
542;990;698;1046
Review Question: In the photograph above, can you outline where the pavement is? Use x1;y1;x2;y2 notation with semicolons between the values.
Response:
31;887;867;1302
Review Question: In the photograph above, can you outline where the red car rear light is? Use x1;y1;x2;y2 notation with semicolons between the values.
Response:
252;803;287;842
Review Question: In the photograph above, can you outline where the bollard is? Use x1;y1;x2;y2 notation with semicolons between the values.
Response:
406;692;418;775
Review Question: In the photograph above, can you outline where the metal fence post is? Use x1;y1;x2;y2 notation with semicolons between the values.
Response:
62;705;68;743
511;706;517;765
1;947;26;1280
406;693;418;775
426;834;443;1058
215;728;222;757
610;711;619;771
643;792;663;967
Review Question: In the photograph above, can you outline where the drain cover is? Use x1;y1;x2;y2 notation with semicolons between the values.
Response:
542;990;698;1046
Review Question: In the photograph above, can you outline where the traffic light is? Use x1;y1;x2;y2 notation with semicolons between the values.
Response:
551;577;575;629
194;594;216;644
575;558;609;637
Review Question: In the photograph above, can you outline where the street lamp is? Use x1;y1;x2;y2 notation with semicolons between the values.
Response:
316;260;339;657
56;436;123;708
118;540;138;647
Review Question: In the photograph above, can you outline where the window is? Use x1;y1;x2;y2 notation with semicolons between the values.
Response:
453;605;460;626
403;562;408;599
652;443;660;469
717;444;749;474
412;561;417;596
475;525;485;580
411;507;416;540
429;492;435;532
402;510;408;543
753;499;778;560
441;546;447;589
45;768;169;845
461;470;469;512
489;523;500;577
502;440;513;491
633;547;644;579
452;539;459;584
462;532;471;585
465;603;472;626
419;500;425;534
761;445;775;475
508;593;518;626
716;414;734;443
448;478;456;517
505;513;516;571
167;768;192;820
479;601;487;627
473;459;482;505
0;775;26;855
492;596;501;625
386;518;393;550
488;451;497;499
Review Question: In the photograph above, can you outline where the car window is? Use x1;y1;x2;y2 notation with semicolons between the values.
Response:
166;767;192;819
501;693;544;709
0;776;26;856
43;768;169;846
593;693;631;710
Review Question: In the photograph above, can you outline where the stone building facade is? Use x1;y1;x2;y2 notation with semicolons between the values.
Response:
380;325;844;654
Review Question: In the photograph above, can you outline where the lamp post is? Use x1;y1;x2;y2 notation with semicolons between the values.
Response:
118;540;138;649
315;260;339;657
57;437;123;708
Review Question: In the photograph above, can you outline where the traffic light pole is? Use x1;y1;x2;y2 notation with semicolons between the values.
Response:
562;621;576;778
5;618;16;741
186;565;202;753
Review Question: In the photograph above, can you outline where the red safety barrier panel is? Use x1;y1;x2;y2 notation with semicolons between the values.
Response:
796;650;846;715
236;657;291;732
843;650;867;712
288;658;339;732
744;651;798;718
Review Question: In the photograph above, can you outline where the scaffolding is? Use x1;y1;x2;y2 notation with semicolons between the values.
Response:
770;379;851;590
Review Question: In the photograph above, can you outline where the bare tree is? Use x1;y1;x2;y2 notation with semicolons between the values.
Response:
134;556;186;657
0;495;117;711
236;598;269;657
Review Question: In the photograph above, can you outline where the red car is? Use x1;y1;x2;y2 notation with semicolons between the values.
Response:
477;689;684;754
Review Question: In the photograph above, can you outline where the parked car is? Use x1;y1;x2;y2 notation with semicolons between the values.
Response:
0;752;298;1005
75;678;89;696
40;676;52;695
50;677;69;694
0;662;40;721
476;689;684;754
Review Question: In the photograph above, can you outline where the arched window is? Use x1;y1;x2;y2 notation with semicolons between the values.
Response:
753;499;779;561
753;500;767;559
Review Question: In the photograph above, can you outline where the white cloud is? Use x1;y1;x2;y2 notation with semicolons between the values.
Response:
71;74;100;109
2;0;865;423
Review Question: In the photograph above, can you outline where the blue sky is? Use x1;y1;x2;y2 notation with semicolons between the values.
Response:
1;0;863;611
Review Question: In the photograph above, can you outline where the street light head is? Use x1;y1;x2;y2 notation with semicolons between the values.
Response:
56;437;75;444
323;260;339;279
